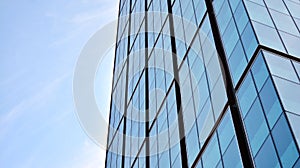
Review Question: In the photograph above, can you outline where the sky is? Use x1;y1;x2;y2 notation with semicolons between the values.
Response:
0;0;118;167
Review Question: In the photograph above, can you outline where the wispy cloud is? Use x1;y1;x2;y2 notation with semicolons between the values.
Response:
48;0;118;48
0;0;118;167
0;73;73;167
0;73;70;135
70;7;116;25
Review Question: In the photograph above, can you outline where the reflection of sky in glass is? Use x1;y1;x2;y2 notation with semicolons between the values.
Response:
0;0;118;167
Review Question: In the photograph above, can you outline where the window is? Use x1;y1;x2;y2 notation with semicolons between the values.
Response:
211;76;227;117
223;18;239;57
186;122;200;166
286;112;300;148
251;52;269;91
217;1;232;35
159;150;171;168
252;21;285;53
238;74;257;117
217;110;235;154
197;99;215;144
233;1;248;34
191;56;205;84
194;73;209;114
264;51;299;83
228;41;248;85
223;138;243;168
264;0;289;14
202;135;221;168
293;61;300;81
244;98;269;155
254;136;280;168
228;0;239;12
272;114;299;167
193;0;206;25
284;0;300;19
241;22;257;59
213;0;225;16
273;76;300;115
279;31;300;57
270;9;299;35
259;78;282;128
244;1;273;27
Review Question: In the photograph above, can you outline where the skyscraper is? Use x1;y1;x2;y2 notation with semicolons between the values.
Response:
105;0;300;167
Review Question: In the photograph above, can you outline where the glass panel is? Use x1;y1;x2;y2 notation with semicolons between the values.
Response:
279;31;300;58
272;114;299;167
172;154;182;167
193;0;206;25
237;74;257;117
244;97;269;155
251;52;269;91
264;0;288;14
197;99;215;144
293;61;300;81
259;78;282;128
285;0;300;19
201;32;216;64
195;159;203;168
223;18;239;57
211;76;227;118
150;149;159;167
246;0;264;6
218;110;235;154
202;135;221;168
228;41;247;85
186;122;200;167
159;150;170;168
269;9;299;35
216;1;232;35
244;1;273;27
264;51;299;83
170;143;180;166
206;52;222;87
293;159;300;168
252;21;286;53
295;18;300;32
286;112;300;147
213;0;225;15
181;76;193;112
273;76;300;115
241;22;257;59
254;136;280;168
223;138;243;168
228;0;239;12
216;161;223;168
191;56;205;84
194;74;209;116
233;1;248;34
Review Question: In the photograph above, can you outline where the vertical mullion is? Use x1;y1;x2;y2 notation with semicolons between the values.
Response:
204;0;254;167
144;0;150;167
167;0;189;167
121;0;133;167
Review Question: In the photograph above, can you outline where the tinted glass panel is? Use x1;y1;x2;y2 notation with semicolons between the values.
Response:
272;114;299;167
244;98;269;155
255;136;280;168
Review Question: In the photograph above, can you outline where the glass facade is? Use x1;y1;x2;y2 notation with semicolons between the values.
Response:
106;0;300;167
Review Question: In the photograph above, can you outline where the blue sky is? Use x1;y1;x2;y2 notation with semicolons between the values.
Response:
0;0;118;167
